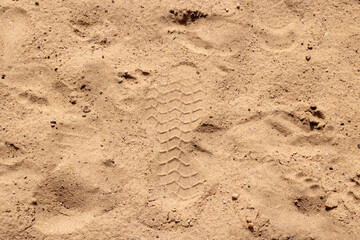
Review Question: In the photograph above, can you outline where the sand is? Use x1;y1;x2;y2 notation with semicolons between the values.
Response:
1;0;360;239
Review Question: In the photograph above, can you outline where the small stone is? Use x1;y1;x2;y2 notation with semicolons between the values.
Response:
99;90;103;95
307;45;313;50
357;144;360;149
35;1;39;6
83;106;91;113
236;3;240;9
232;193;239;200
225;8;229;12
50;120;57;124
305;55;311;61
248;222;254;229
1;75;5;79
54;67;58;71
325;197;338;211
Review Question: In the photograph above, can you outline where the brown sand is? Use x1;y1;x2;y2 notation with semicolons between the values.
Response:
1;0;360;239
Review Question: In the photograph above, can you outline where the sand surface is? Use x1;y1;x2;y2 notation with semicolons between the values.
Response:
1;0;360;239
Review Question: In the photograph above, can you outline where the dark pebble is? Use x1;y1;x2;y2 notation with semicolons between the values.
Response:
35;1;39;6
50;120;57;124
358;144;360;149
308;46;313;50
340;122;345;126
1;75;5;79
306;55;311;61
83;106;91;113
54;67;58;71
99;91;103;94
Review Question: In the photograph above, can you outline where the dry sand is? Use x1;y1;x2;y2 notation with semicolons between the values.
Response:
1;0;360;239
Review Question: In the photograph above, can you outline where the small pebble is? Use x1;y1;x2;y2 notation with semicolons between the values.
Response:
307;45;313;50
1;75;5;79
357;144;360;149
306;55;311;61
236;3;240;9
35;1;39;6
83;106;91;113
99;90;103;94
54;67;58;71
50;120;57;124
232;193;239;200
325;197;338;210
225;8;229;12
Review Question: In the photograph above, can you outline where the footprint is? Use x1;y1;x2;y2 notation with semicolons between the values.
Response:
0;141;22;160
145;63;206;200
164;14;250;57
264;105;331;146
0;7;32;65
251;0;301;52
254;22;299;53
285;171;325;214
33;171;115;235
18;90;49;105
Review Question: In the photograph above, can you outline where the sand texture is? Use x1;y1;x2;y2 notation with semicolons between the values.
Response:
1;0;360;239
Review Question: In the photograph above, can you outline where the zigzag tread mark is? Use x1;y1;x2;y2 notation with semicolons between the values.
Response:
164;180;204;190
148;115;202;125
156;123;201;135
146;96;203;106
149;82;202;92
158;126;193;134
158;135;192;144
147;105;203;115
148;87;205;97
158;169;199;178
155;81;202;89
159;157;190;166
159;146;186;154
